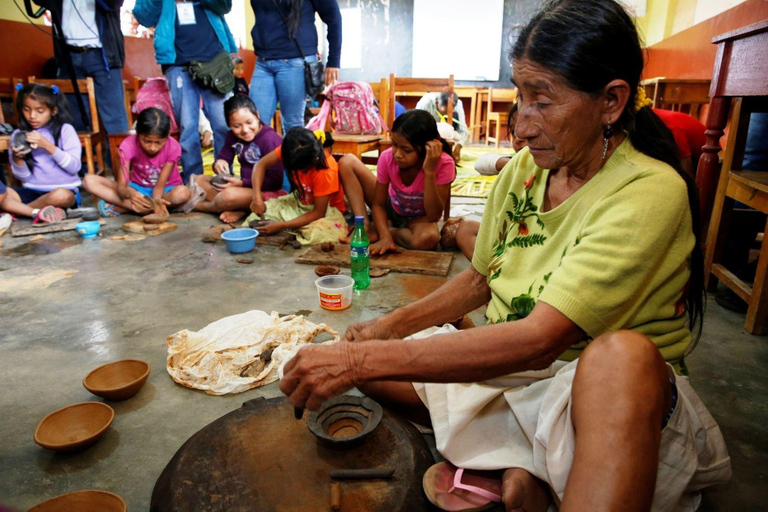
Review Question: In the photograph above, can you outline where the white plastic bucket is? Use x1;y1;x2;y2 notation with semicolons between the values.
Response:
315;275;354;311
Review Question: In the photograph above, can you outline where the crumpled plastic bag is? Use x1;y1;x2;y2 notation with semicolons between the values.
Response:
166;310;339;395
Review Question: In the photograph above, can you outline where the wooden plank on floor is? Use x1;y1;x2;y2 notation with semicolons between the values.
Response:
122;221;177;236
295;244;453;276
11;219;83;237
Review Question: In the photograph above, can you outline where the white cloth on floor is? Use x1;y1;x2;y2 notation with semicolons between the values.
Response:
166;310;339;395
408;326;731;512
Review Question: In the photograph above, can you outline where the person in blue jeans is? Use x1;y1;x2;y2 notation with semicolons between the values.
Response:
249;0;342;133
134;0;238;184
36;0;129;137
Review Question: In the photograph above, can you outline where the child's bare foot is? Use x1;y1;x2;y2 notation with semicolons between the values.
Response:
501;468;551;512
219;210;245;224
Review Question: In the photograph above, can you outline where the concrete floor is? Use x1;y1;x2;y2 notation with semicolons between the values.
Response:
0;212;766;511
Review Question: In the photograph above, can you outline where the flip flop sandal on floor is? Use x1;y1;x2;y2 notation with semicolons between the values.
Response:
423;462;503;512
33;205;66;224
98;200;121;218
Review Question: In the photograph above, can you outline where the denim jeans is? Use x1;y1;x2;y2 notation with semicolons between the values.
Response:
59;48;129;135
165;66;231;183
249;55;315;133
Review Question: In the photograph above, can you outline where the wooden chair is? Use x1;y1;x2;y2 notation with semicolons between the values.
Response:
485;88;517;147
125;76;148;127
388;74;454;129
28;76;105;175
369;77;390;130
700;20;768;334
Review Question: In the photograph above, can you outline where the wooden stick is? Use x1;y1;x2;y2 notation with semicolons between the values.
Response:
330;468;395;480
330;482;340;511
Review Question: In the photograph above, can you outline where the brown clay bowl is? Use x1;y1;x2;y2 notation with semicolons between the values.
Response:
83;359;151;401
34;402;114;452
307;395;383;448
29;490;126;511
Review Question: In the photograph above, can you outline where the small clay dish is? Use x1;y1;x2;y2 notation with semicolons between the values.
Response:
307;395;383;448
12;130;30;151
315;265;341;277
29;490;126;512
83;359;151;401
210;175;230;187
34;402;114;452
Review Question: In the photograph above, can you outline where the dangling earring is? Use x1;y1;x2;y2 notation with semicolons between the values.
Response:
601;123;613;161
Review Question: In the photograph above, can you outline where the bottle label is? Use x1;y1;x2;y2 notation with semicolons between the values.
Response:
351;246;369;260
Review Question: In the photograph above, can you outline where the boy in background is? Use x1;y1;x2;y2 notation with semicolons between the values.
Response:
233;56;249;96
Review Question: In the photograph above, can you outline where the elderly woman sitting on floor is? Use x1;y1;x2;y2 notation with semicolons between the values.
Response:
279;0;731;510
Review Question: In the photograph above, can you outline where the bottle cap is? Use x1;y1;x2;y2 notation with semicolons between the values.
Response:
354;216;364;225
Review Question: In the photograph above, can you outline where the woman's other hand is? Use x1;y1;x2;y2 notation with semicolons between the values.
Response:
344;316;400;342
213;176;243;190
324;67;339;86
370;237;399;256
279;342;359;411
250;194;266;217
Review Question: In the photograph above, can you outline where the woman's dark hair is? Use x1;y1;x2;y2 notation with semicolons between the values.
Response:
16;83;74;146
507;102;519;135
135;107;171;138
391;110;452;159
512;0;704;347
232;56;244;65
282;0;304;38
224;95;261;126
281;127;334;199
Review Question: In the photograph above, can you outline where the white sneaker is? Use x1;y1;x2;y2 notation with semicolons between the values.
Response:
181;175;206;213
0;213;12;232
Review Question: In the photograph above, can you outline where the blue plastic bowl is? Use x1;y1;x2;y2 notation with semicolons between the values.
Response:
75;221;101;239
221;228;259;254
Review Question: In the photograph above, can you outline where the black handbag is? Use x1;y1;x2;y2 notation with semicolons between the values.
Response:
271;0;325;97
188;51;235;95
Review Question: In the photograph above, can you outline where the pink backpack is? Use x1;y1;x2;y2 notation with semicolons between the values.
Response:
132;78;179;133
306;81;385;135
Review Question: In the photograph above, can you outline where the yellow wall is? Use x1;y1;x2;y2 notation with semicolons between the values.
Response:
244;4;254;51
635;0;750;46
0;0;46;23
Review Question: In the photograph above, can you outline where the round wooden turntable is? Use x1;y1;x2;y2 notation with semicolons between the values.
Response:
150;396;437;511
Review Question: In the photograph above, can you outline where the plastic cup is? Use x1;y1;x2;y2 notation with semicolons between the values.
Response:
315;275;354;311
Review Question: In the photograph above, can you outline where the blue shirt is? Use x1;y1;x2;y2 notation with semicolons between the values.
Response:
174;2;224;65
249;0;342;68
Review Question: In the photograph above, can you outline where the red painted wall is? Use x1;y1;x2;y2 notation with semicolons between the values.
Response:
644;0;768;80
0;19;254;83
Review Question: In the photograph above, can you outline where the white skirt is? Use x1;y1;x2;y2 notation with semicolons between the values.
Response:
409;327;732;512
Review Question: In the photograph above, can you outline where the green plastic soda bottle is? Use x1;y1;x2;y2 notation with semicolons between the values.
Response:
350;216;370;290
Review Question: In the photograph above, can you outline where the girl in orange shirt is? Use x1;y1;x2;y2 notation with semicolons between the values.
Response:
249;128;347;244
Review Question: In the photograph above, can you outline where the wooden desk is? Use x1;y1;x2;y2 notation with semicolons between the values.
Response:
699;20;768;333
697;20;768;232
331;134;383;159
641;77;711;117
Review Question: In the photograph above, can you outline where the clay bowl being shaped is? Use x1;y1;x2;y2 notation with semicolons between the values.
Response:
34;402;114;452
307;395;383;448
83;359;151;401
210;174;230;188
29;490;126;512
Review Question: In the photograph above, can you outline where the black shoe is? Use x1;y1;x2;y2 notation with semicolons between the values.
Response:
715;288;748;313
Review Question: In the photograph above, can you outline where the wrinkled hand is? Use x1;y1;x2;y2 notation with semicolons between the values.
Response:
324;67;339;86
253;219;282;235
250;195;266;217
343;316;399;342
370;237;399;256
131;195;154;214
279;343;359;411
212;159;230;175
214;176;242;190
423;139;443;174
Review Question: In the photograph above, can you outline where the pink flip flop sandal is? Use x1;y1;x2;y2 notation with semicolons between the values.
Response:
423;462;503;511
33;205;66;224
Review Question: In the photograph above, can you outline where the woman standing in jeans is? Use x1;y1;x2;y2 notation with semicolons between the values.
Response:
249;0;342;132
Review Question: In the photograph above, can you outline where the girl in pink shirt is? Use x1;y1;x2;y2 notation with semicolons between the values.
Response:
84;108;191;217
339;110;456;254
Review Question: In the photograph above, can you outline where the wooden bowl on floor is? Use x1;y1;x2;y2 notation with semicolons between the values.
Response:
29;490;126;511
83;359;151;401
34;402;114;452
